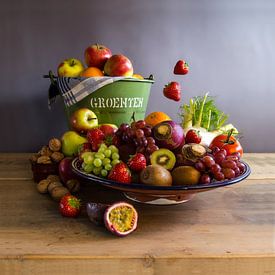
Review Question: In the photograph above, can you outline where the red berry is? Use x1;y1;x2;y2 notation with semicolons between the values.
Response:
59;195;81;218
185;129;202;144
128;153;147;172
87;128;105;151
163;82;181;102
108;162;132;183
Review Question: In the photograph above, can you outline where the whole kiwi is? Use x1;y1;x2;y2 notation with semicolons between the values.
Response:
140;165;172;186
172;166;201;185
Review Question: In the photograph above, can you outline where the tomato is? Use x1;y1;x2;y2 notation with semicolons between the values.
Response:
209;130;243;157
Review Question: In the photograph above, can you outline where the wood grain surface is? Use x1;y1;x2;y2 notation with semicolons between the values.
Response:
0;153;274;275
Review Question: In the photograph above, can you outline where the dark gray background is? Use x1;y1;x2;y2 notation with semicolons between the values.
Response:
1;0;274;152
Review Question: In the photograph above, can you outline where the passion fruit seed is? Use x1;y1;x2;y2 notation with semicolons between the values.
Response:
108;206;135;233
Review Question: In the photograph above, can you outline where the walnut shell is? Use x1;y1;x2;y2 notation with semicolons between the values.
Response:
30;154;39;163
49;138;62;152
37;155;52;164
66;179;80;193
39;146;52;157
47;174;60;183
51;186;70;202
37;179;51;194
51;151;64;163
48;181;63;193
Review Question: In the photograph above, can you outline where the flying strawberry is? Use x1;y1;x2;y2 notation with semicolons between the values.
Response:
128;153;146;172
185;129;202;144
108;162;132;183
59;195;81;218
163;82;181;102
173;60;189;75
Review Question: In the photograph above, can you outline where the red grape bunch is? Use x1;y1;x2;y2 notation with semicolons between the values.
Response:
113;120;159;162
194;146;245;184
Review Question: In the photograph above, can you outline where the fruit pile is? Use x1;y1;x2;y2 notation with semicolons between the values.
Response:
57;43;142;79
71;112;244;187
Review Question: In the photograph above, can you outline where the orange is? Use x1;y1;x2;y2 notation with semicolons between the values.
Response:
144;111;171;127
80;67;104;77
132;74;144;80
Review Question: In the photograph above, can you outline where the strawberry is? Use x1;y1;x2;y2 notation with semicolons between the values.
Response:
185;129;202;144
163;82;181;102
108;162;132;183
59;195;81;218
87;128;105;151
128;153;146;172
173;60;189;75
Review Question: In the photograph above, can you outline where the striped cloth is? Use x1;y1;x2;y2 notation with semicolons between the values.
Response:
57;77;125;107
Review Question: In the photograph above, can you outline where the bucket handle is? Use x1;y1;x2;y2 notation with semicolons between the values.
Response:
44;71;60;109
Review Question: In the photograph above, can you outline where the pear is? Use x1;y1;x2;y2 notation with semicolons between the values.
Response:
61;131;87;157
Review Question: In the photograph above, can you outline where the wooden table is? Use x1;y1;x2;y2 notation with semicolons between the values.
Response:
0;153;275;275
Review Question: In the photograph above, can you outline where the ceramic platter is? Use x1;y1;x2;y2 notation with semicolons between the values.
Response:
72;158;251;205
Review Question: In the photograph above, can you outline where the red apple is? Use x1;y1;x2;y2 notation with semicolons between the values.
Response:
59;157;76;184
98;124;118;137
84;44;112;70
70;108;98;134
104;54;133;77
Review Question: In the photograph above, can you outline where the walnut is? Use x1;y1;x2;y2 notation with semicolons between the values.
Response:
49;138;62;152
37;179;51;194
30;153;39;163
48;181;63;193
39;146;52;157
37;155;52;164
66;179;80;193
47;174;60;183
51;151;64;163
51;186;70;201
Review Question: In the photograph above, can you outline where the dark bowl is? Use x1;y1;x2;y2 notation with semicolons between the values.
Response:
72;158;251;205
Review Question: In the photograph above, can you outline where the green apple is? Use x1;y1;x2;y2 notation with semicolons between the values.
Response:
57;58;84;77
70;108;98;133
61;131;88;157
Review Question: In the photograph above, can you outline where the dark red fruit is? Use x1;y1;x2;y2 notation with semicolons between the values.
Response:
86;202;109;226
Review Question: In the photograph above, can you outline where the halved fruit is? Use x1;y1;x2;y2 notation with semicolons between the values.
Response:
150;148;176;170
104;202;138;237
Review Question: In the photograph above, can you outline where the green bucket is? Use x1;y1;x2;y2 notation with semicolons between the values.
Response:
60;77;154;127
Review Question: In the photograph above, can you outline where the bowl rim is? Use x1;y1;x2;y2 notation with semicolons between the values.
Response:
71;158;251;191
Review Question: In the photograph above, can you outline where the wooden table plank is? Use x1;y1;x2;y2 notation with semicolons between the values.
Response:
0;179;274;257
0;153;33;180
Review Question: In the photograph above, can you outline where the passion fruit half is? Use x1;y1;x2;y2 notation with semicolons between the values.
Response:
104;202;138;237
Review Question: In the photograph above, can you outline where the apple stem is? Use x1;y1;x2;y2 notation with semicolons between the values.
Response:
88;117;97;121
70;59;75;66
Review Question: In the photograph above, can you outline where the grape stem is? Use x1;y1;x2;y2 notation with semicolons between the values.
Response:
130;112;136;123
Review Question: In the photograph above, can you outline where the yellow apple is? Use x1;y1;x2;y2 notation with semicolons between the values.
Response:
57;58;84;77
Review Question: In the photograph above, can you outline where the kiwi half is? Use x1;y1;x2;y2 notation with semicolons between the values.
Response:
150;148;176;170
